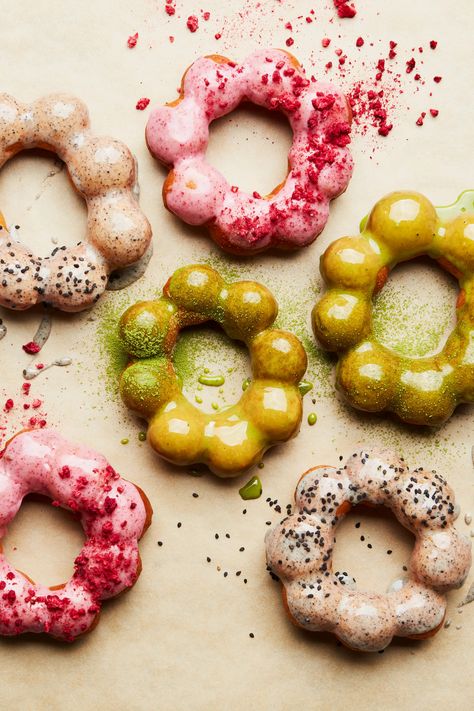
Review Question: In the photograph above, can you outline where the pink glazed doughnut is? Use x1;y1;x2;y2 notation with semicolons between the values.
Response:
0;429;152;642
146;49;353;255
265;450;471;652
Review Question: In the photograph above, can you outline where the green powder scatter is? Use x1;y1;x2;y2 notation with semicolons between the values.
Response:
95;297;131;396
372;266;456;358
173;326;248;387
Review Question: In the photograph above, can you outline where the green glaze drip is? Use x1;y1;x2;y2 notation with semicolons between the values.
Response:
298;380;313;396
199;373;225;387
239;476;263;500
242;377;251;391
121;437;129;444
307;412;317;426
195;394;203;404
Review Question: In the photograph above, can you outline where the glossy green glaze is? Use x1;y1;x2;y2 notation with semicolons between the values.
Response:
239;475;263;500
118;264;308;477
312;190;474;426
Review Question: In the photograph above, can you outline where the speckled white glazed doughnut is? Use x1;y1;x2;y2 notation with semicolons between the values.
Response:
146;49;353;255
0;429;152;641
0;93;152;311
265;450;471;652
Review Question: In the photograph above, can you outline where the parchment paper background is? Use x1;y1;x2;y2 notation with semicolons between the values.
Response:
0;1;473;709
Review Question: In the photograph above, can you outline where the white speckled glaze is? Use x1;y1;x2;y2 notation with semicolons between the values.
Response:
0;429;152;641
146;49;353;255
0;93;152;311
265;450;471;652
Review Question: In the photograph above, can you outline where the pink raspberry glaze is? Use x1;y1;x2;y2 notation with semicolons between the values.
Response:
0;429;151;642
146;49;353;255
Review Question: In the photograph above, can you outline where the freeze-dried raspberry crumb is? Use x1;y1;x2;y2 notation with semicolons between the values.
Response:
356;37;364;47
430;109;439;117
434;76;442;83
165;4;175;16
169;36;174;43
32;399;41;409
430;40;438;49
416;112;426;126
203;11;211;21
22;341;41;354
306;16;313;23
4;399;13;412
22;383;31;395
378;123;393;137
136;98;150;110
322;38;331;48
127;33;138;48
187;15;199;32
215;32;222;40
334;1;357;19
286;38;294;47
406;58;416;74
285;22;292;30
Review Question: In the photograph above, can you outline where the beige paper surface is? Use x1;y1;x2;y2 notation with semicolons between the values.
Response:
0;1;473;709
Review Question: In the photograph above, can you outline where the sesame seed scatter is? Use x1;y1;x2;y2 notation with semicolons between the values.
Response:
265;450;471;652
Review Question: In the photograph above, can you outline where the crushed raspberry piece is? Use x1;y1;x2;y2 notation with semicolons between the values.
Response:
4;399;13;412
187;15;199;32
356;37;364;48
32;399;41;409
322;38;331;48
334;1;357;18
59;466;71;479
312;94;336;111
434;76;442;83
104;497;118;514
127;33;138;48
416;112;426;126
430;40;438;49
286;38;294;47
203;11;211;21
169;35;174;43
22;341;41;354
406;58;416;74
215;33;222;40
430;109;439;117
285;22;292;30
165;4;175;16
231;186;239;193
306;16;313;23
22;383;31;395
136;98;150;110
35;363;44;370
378;123;393;137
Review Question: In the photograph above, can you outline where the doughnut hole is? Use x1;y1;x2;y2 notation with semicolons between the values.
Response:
241;381;302;441
336;593;395;652
337;341;398;412
2;495;84;588
251;330;307;383
395;363;457;426
312;291;372;352
411;529;471;592
439;215;474;273
321;236;383;290
367;192;437;256
207;419;264;477
148;401;204;465
119;299;177;358
68;137;135;196
120;359;179;418
221;281;277;341
167;265;224;317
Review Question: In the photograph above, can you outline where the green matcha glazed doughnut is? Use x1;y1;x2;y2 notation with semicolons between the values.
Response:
118;264;308;476
312;190;474;426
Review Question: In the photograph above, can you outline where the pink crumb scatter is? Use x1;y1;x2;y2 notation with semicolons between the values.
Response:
187;15;199;32
22;341;41;354
127;32;138;48
136;98;150;110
